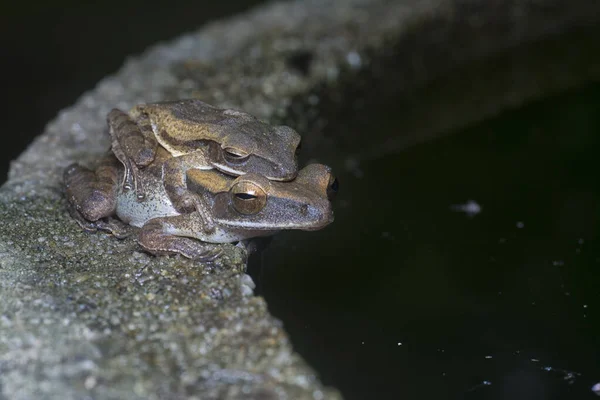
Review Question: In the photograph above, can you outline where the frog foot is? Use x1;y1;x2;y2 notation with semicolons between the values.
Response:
137;222;223;261
64;161;128;238
66;200;130;239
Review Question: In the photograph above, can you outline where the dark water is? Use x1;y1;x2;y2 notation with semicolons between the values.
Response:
256;83;600;399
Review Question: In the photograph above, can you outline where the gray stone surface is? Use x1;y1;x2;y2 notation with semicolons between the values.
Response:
1;0;600;399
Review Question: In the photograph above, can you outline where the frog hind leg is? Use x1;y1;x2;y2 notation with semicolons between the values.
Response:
63;154;129;238
137;214;222;261
107;109;158;200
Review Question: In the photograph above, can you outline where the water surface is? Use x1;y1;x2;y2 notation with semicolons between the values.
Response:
257;83;600;400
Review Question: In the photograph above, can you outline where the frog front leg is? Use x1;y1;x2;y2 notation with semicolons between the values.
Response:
137;214;222;261
162;151;216;233
63;154;129;238
107;109;158;199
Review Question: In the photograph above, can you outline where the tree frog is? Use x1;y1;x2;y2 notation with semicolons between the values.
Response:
63;147;336;261
108;99;301;209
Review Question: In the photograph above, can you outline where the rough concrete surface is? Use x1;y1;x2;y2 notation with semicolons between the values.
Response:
1;0;600;399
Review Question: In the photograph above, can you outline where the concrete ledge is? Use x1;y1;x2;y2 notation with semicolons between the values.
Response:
1;0;599;398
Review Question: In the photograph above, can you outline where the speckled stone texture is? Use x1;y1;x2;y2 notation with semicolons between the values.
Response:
1;0;599;399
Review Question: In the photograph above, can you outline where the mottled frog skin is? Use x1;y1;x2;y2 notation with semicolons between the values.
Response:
108;99;301;213
63;147;336;261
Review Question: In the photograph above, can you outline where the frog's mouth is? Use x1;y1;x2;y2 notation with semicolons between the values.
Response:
214;207;334;231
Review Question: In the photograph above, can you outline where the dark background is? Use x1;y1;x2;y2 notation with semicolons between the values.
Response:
2;2;599;400
0;0;267;182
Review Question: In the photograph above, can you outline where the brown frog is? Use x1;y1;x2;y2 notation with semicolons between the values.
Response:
108;99;301;214
64;147;336;261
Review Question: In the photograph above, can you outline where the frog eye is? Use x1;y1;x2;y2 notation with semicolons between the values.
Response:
326;175;339;201
223;147;250;164
231;181;267;214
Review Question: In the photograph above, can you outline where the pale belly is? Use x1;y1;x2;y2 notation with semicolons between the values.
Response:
115;184;179;228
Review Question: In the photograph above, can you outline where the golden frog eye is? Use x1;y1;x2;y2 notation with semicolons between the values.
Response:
223;147;250;164
231;181;267;214
327;174;338;201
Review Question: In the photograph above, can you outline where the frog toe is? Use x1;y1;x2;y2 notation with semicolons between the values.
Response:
167;241;223;262
66;201;129;238
93;218;131;238
124;164;146;201
190;246;223;262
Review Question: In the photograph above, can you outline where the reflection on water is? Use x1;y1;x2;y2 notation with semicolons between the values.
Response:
255;83;600;400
